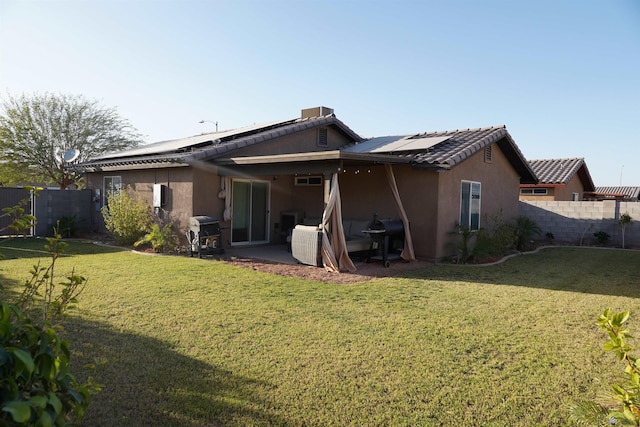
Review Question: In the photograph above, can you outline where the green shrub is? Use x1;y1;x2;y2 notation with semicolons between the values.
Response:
134;222;179;253
55;215;77;238
513;216;541;251
570;309;640;426
471;211;517;262
101;186;153;245
0;302;95;425
0;229;96;425
594;230;611;245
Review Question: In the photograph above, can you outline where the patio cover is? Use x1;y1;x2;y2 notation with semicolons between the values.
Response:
320;167;415;273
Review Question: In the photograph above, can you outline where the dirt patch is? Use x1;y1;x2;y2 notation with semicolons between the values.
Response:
222;256;432;284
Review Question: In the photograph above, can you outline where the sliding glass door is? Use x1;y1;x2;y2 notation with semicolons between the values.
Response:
231;179;269;244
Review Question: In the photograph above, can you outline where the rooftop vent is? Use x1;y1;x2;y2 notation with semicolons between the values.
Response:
301;106;334;119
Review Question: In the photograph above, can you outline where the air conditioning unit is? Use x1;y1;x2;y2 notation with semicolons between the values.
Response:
301;106;334;119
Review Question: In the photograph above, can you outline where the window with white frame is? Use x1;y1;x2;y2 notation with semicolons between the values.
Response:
520;188;548;195
103;176;122;205
460;180;481;231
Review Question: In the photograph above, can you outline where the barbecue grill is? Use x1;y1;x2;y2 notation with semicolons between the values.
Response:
363;218;405;267
187;216;224;258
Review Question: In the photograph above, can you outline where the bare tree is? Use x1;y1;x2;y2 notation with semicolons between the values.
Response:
0;92;141;189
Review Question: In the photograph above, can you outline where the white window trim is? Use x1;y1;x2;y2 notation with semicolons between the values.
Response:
460;180;481;231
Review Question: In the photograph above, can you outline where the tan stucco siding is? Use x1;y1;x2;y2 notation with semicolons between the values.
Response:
519;187;556;201
228;127;353;157
392;165;440;260
555;176;584;200
84;167;197;236
435;142;520;260
339;166;398;222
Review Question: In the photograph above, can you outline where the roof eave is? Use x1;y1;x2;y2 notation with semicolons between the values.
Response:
214;150;414;166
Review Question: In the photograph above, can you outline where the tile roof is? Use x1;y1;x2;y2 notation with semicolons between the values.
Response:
343;125;537;183
75;114;363;170
527;158;595;191
593;186;640;200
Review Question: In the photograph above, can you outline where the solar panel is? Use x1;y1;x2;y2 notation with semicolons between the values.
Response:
371;136;451;153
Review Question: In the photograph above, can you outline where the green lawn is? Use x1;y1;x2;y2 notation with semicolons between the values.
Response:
1;238;639;426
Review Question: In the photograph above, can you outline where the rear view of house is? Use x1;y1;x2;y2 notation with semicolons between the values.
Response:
76;107;536;262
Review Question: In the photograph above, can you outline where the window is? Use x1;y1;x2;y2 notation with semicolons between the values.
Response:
520;188;548;195
460;181;481;231
317;128;328;147
572;192;580;201
103;176;122;205
295;176;322;186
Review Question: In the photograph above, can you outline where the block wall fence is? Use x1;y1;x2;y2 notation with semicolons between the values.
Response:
519;200;640;248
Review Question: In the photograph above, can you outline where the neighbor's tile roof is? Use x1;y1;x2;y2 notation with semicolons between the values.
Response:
527;158;595;192
594;186;640;199
343;125;537;183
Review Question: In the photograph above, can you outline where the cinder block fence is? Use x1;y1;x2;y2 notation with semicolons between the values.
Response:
519;200;640;248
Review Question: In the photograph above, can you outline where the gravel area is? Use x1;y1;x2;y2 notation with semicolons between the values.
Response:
222;256;432;284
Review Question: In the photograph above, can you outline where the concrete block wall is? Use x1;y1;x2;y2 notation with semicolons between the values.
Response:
520;200;640;248
33;189;93;236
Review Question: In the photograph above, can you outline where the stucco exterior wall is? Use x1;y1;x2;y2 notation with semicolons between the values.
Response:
519;187;556;201
555;176;585;200
339;165;398;222
435;142;521;260
84;166;197;236
229;126;352;157
520;176;585;202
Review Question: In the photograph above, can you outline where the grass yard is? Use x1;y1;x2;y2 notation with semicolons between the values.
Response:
1;238;640;426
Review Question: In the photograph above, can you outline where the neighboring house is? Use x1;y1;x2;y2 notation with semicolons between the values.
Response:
520;158;595;201
76;107;536;261
585;186;640;201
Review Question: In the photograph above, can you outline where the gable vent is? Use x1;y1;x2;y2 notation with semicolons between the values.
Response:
484;145;493;163
317;128;328;147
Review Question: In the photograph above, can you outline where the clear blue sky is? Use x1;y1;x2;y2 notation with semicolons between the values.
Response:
1;0;639;186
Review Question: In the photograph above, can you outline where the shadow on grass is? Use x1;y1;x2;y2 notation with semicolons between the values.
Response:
400;246;640;298
63;317;285;427
0;237;126;260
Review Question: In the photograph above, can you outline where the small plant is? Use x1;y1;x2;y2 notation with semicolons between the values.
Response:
101;186;153;245
55;214;77;238
594;231;611;246
17;225;88;323
0;302;97;425
619;213;633;249
570;309;640;426
0;221;97;424
134;222;179;253
545;232;555;242
514;216;541;251
448;222;475;263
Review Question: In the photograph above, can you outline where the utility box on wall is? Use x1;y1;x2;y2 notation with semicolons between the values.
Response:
153;184;166;208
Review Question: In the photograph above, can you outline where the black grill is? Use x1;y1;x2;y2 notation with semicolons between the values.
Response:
365;218;405;267
187;216;224;258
